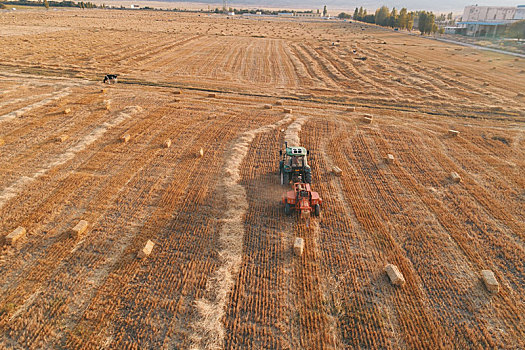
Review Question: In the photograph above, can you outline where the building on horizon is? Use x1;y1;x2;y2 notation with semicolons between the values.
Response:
452;5;525;37
277;11;321;18
295;12;321;18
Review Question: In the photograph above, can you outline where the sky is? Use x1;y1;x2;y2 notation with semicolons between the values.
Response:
192;0;524;13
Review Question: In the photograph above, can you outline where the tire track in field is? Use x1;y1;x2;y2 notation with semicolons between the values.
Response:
284;115;340;348
190;114;294;350
282;115;309;348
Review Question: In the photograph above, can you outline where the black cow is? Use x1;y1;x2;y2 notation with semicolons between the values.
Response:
103;74;118;84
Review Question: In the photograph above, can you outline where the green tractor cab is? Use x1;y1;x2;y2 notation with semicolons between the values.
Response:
279;142;312;185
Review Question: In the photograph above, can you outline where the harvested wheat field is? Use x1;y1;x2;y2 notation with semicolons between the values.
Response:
0;8;524;349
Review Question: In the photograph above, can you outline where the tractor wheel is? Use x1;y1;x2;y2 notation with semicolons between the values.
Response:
305;172;312;184
314;204;320;216
283;172;289;185
285;203;291;215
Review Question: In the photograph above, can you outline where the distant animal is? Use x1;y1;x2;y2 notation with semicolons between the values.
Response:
103;74;118;84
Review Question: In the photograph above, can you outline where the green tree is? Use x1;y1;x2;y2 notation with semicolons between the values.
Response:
428;13;436;33
323;5;327;17
507;19;525;40
389;7;398;27
353;7;359;20
399;8;408;29
418;11;436;34
375;6;390;26
338;12;351;19
418;11;427;34
358;6;364;19
407;12;415;31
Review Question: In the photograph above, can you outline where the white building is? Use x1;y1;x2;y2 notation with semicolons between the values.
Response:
458;5;525;37
515;5;525;20
462;5;516;22
278;12;321;18
295;12;321;18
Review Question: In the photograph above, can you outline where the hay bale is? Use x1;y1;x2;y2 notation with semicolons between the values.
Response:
293;237;304;256
104;100;111;110
55;135;69;143
6;226;26;246
450;171;461;183
448;129;460;137
173;90;182;95
482;82;489;87
64;108;71;114
332;166;342;176
363;114;373;124
173;98;181;103
199;147;204;158
164;139;172;148
0;138;4;146
264;104;273;109
385;264;405;286
275;100;284;106
70;220;88;239
517;93;524;98
120;134;131;143
385;154;395;164
346;106;356;112
138;240;155;259
481;270;499;293
283;108;292;114
101;88;107;93
208;93;217;98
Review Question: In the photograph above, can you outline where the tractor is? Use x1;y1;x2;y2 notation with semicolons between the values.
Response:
283;182;322;218
279;142;312;185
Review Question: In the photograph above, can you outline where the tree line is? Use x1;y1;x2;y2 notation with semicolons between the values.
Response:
1;0;98;8
340;6;447;35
